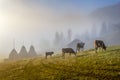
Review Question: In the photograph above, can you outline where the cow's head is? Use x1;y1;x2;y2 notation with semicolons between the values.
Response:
103;46;107;51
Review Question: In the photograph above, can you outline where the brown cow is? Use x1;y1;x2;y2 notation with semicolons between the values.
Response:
76;42;85;52
45;52;54;59
62;48;76;58
94;40;106;53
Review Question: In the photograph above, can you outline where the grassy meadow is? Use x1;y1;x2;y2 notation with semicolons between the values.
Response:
0;46;120;80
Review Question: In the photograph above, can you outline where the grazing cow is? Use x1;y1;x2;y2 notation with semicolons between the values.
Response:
62;48;76;58
45;52;54;59
76;42;85;52
94;40;106;53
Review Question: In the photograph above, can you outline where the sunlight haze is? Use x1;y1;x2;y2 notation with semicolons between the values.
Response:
0;0;120;61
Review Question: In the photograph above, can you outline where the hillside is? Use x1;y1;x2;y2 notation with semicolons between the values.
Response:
87;30;120;49
0;46;120;80
101;30;120;46
90;2;120;22
88;2;120;48
89;2;120;45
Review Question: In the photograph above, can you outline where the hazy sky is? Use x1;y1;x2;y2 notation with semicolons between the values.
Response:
0;0;120;60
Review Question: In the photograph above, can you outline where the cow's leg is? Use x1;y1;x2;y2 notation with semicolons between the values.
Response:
100;47;103;52
98;47;101;52
76;48;78;53
79;48;80;52
45;55;47;59
62;52;65;58
95;47;97;53
98;47;99;52
81;48;83;51
74;53;76;56
77;48;80;52
69;53;71;56
101;47;103;52
82;48;84;51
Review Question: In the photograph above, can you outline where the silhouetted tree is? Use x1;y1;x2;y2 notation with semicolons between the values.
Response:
112;23;120;31
59;32;65;47
99;22;108;37
84;31;90;41
91;24;97;39
54;32;60;46
67;29;72;42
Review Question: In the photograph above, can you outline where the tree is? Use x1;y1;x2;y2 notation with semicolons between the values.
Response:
54;32;60;46
67;29;72;42
91;24;97;39
83;31;90;41
59;32;65;47
99;22;108;37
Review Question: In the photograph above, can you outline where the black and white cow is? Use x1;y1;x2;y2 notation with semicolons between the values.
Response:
94;40;106;53
62;48;76;58
76;42;85;52
45;52;54;59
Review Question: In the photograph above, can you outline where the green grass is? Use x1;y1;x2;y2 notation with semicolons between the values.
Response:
0;46;120;80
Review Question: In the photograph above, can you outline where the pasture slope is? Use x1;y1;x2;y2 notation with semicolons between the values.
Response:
0;46;120;80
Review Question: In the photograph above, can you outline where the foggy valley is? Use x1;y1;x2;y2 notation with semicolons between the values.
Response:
1;1;120;80
0;0;120;61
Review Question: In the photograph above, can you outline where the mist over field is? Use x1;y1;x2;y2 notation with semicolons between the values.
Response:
0;0;120;61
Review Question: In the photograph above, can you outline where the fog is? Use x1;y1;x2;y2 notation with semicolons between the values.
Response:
0;0;120;61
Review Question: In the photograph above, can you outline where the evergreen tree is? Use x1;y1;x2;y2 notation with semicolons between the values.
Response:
91;24;97;39
114;23;120;31
67;29;72;42
54;32;60;46
59;32;65;47
99;22;108;37
84;31;90;41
